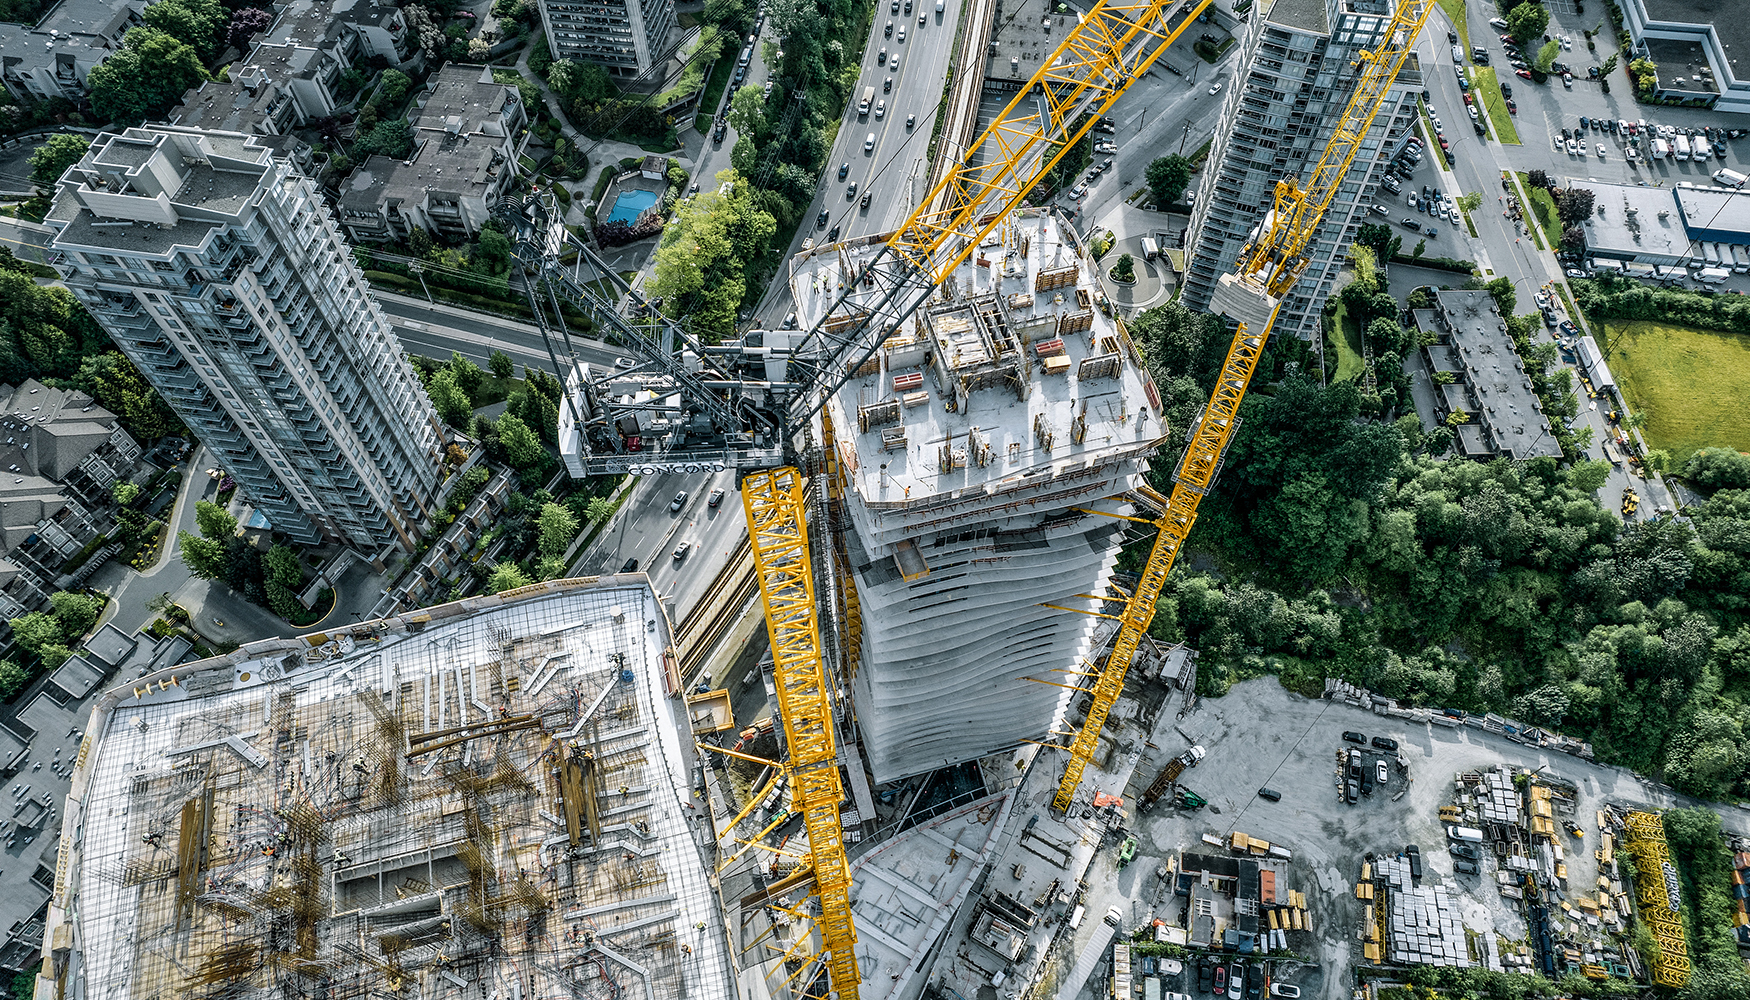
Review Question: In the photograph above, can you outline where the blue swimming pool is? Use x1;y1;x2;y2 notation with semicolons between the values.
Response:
605;189;659;224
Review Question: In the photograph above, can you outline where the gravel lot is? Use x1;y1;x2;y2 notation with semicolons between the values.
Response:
1060;677;1750;1000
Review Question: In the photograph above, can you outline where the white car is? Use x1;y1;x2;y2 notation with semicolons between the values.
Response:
1209;81;1222;95
668;491;688;511
1068;183;1087;199
1377;760;1389;784
1597;142;1607;157
1566;140;1579;155
1449;207;1460;224
1272;987;1302;999
875;99;886;118
897;26;905;42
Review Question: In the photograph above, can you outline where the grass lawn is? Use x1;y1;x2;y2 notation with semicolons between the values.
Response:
1604;320;1750;463
1417;105;1450;172
1516;171;1562;245
1329;293;1367;383
1471;66;1520;144
1438;0;1469;52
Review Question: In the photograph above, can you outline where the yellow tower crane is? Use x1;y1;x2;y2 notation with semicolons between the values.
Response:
1050;0;1434;813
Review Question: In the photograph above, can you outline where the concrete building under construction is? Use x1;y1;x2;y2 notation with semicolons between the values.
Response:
788;207;1169;784
41;578;731;1000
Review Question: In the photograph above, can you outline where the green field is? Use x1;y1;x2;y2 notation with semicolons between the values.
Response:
1517;171;1562;246
1604;320;1750;461
1438;0;1469;52
1471;67;1520;144
1330;294;1366;383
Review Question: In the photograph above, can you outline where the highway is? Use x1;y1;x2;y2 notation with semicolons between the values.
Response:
570;469;749;624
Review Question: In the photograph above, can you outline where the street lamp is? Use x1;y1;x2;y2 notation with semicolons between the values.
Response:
409;261;433;304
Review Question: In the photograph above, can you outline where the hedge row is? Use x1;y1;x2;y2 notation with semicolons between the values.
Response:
1571;275;1750;334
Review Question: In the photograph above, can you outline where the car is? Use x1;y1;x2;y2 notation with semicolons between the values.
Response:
669;491;688;511
1561;127;1571;139
1454;859;1480;875
1464;93;1473;106
1515;68;1533;79
1271;987;1302;999
1258;787;1282;801
891;0;899;10
782;311;798;329
878;46;887;64
884;19;893;35
620;558;639;573
1209;81;1222;95
1214;966;1228;993
865;132;876;152
1342;731;1367;744
874;100;885;118
905;113;916;129
1199;964;1215;993
816;209;829;228
1597;142;1607;157
1456;71;1468;90
1247;973;1263;1000
1500;82;1513;98
890;55;900;71
918;10;926;21
1346;778;1360;803
838;161;850;180
861;191;872;209
1371;204;1390;216
708;488;726;508
712;120;726;142
672;541;691;560
1563;72;1573;87
1499;33;1514;43
846;181;858;198
1377;760;1389;784
1506;100;1517;114
905;0;912;10
827;224;839;241
1447;29;1457;43
1473;52;1489;65
1401;217;1420;230
1372;736;1398;750
1451;842;1481;860
1229;966;1243;999
613;356;637;370
1425;225;1439;236
897;26;905;41
1580;116;1589;129
1567;140;1579;155
1467;105;1479;120
1489;16;1508;28
1360;766;1374;793
884;76;893;92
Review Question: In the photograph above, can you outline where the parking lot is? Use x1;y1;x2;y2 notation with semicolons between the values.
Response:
1064;678;1750;1000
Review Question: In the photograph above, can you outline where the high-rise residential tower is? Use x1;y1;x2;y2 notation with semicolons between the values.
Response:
538;0;677;79
45;126;446;555
1182;0;1421;340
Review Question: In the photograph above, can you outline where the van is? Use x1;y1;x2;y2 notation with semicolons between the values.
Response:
1452;44;1464;63
865;133;876;152
859;86;875;116
1104;905;1123;926
1714;168;1749;189
1696;267;1731;284
1448;825;1485;842
1069;904;1086;929
738;44;753;67
1141;237;1159;260
935;0;944;11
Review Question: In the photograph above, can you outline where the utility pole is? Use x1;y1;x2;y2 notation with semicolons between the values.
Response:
409;261;433;304
1178;123;1193;155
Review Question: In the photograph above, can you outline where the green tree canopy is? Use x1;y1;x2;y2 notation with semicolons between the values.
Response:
354;119;414;160
265;544;302;590
537;501;579;556
0;661;27;700
177;531;226;579
488;350;515;380
49;591;102;637
488;562;532;593
29;134;90;188
73;351;183;440
87;28;208;126
1535;39;1561;73
585;496;616;524
194;499;238;540
1506;2;1550;44
1685;447;1750;491
1145;154;1193;207
142;0;226;58
427;369;473;427
8;611;62;656
649;170;777;342
496;412;547;469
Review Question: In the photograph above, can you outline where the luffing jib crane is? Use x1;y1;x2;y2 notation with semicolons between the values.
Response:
1050;0;1433;813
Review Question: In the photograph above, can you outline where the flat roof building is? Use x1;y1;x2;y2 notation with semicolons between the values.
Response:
1622;0;1750;112
1413;290;1561;462
1672;183;1750;243
0;0;149;104
1576;181;1690;265
43;577;733;1000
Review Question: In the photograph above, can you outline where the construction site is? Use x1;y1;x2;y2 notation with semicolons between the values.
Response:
43;577;733;1000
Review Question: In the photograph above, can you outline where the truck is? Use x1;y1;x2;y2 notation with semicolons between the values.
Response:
1697;266;1732;284
1715;168;1749;189
1733;245;1750;273
1674;134;1691;160
1651;137;1670;159
1141;236;1159;260
1138;745;1205;810
859;86;875;116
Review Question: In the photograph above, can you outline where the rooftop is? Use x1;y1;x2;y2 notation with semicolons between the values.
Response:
1673;183;1750;240
0;0;144;73
260;0;402;49
1266;0;1331;36
0;379;119;482
1433;290;1561;462
1644;36;1719;93
56;578;732;1000
1578;181;1687;260
339;65;519;211
1641;0;1750;80
794;208;1167;549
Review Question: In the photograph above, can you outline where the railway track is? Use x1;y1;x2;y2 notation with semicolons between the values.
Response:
673;536;757;682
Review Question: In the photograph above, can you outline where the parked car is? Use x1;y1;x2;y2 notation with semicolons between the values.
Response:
620;558;639;573
1454;859;1480;875
1343;731;1367;744
1372;736;1398;750
1566;268;1589;278
1258;787;1282;801
1272;987;1302;999
1215;966;1228;994
1377;760;1389;784
1451;842;1482;860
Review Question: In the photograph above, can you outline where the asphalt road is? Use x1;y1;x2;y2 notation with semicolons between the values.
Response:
375;291;628;373
571;469;749;624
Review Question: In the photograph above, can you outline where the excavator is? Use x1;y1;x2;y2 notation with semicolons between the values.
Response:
496;0;1433;994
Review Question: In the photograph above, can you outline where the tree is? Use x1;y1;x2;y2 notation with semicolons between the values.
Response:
475;228;511;274
1412;239;1426;258
376;69;412;108
1684;447;1750;491
143;0;226;59
29;134;89;188
49;591;101;637
426;369;473;427
488;562;531;593
1355;222;1393;261
488;350;515;380
1145;154;1194;208
86;28;208;127
1643;448;1672;474
1507;2;1550;44
264;544;302;590
446;351;483;397
0;661;27;700
74;352;181;441
585;496;615;524
1600;53;1619;78
537;502;579;555
113;481;141;507
1560;225;1586;253
1567;459;1611;494
1535;39;1561;73
1629;57;1658;94
727;84;767;139
1556;187;1596;225
194;499;237;541
1528;169;1549;190
496;411;547;469
354;119;414;159
226;5;273;50
8;612;62;656
1485;276;1517;316
1456;192;1482;214
177;531;226;579
1349;243;1379;292
1111;253;1136;282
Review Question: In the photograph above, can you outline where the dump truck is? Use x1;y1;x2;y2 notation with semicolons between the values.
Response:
1139;745;1205;810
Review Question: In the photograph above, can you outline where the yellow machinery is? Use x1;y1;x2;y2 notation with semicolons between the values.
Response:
1051;0;1433;813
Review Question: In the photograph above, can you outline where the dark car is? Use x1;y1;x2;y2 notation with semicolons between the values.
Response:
1371;736;1398;751
1258;787;1282;802
1454;859;1480;875
816;209;830;228
1451;842;1481;860
1559;320;1579;338
1199;963;1214;993
708;488;726;507
827;225;840;241
1247;970;1263;1000
1360;767;1374;794
1500;82;1512;98
838;161;850;180
1406;844;1423;879
620;558;639;573
1342;731;1367;744
1345;779;1360;804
